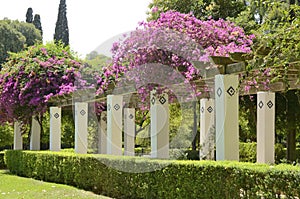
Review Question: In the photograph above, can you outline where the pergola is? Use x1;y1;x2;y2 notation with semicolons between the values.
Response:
12;53;300;164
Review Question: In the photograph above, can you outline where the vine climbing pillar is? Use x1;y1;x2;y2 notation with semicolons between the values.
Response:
257;92;275;164
50;107;61;151
107;95;123;155
150;91;169;159
124;108;135;156
200;98;215;160
75;102;88;154
215;74;239;161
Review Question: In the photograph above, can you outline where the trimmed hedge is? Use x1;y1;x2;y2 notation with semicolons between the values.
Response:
5;150;300;198
0;151;5;169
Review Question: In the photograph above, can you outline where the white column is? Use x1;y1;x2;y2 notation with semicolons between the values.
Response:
215;74;239;161
50;107;61;151
75;102;88;154
200;98;215;160
14;121;22;150
257;92;275;164
30;116;41;150
150;91;169;159
107;95;123;155
98;111;107;154
124;108;135;156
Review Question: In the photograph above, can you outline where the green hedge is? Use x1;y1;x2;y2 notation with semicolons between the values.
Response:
0;151;5;169
5;150;300;198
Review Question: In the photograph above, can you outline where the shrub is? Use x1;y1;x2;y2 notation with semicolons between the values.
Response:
0;151;6;169
5;150;300;198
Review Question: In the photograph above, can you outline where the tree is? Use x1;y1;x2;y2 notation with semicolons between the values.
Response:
0;19;41;66
54;0;69;46
147;0;246;21
33;14;43;37
26;7;33;23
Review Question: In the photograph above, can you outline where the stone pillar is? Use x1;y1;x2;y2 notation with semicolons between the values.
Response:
14;121;22;150
50;107;61;151
215;74;239;161
200;98;215;160
124;108;135;156
257;92;275;164
107;95;123;155
150;91;169;159
30;116;41;150
98;111;107;154
75;102;88;154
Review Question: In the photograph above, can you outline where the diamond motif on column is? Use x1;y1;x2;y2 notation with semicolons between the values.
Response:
227;86;235;96
80;110;86;116
267;100;273;109
54;113;60;119
207;106;213;113
201;107;204;113
258;101;264;109
217;88;222;97
159;96;166;105
129;114;134;120
114;104;120;111
151;97;156;105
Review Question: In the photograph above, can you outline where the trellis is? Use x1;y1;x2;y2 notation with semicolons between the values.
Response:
13;53;300;164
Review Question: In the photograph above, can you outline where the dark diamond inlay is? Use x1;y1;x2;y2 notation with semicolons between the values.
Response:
207;106;213;113
114;104;120;111
258;101;264;109
151;97;156;105
267;100;273;109
201;107;204;113
227;86;235;96
54;113;60;119
129;114;134;120
80;110;86;116
217;88;222;97
159;96;166;105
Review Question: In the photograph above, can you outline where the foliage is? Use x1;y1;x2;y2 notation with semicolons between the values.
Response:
147;0;246;21
54;0;69;46
5;150;300;198
0;123;13;150
85;51;111;71
0;42;85;124
0;151;5;169
0;19;41;66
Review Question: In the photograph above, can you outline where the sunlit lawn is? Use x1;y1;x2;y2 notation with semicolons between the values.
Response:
0;170;111;199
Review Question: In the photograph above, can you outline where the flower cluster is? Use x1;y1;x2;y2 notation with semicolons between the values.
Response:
95;11;254;112
0;42;84;124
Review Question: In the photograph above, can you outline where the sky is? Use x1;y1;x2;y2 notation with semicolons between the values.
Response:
0;0;151;58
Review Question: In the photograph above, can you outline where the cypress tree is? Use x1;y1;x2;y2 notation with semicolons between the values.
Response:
26;8;33;23
33;14;43;38
54;0;69;46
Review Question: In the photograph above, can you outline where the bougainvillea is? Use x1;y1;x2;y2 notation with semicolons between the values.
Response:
0;42;85;124
95;11;255;111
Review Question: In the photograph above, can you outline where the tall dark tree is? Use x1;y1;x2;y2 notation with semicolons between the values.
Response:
54;0;69;46
33;14;43;37
26;8;33;23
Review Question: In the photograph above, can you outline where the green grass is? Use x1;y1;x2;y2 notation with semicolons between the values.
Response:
0;170;111;199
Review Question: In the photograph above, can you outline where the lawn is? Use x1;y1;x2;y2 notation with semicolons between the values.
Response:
0;170;111;199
